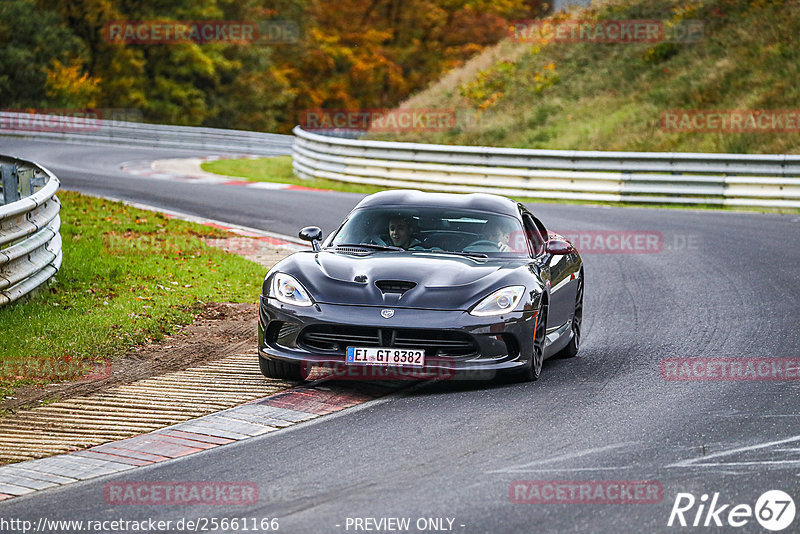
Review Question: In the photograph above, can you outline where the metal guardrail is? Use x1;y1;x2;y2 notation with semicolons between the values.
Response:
292;126;800;208
0;112;293;156
0;156;62;306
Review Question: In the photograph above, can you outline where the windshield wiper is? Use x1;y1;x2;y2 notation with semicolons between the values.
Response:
330;243;406;252
421;250;488;259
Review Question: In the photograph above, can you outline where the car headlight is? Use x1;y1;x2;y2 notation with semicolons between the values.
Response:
469;286;525;316
270;273;313;307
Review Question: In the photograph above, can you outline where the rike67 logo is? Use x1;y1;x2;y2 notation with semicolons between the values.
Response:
668;490;795;531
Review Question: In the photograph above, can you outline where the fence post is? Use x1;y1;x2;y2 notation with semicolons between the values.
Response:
1;163;20;205
19;168;34;198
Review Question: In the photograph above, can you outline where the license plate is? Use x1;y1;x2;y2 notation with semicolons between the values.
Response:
346;347;425;367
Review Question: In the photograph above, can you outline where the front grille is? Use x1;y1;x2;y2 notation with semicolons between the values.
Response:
301;326;381;352
298;324;478;358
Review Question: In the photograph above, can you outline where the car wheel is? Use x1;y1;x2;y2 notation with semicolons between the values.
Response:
504;300;548;382
555;271;583;359
259;356;306;381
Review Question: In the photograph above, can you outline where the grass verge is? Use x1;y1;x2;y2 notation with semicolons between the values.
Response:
0;191;267;398
202;155;384;195
372;0;800;155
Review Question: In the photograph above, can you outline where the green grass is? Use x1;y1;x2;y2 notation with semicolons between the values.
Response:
201;156;385;195
0;191;267;397
370;0;800;155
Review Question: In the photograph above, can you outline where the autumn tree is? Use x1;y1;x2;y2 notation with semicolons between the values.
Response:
1;0;544;131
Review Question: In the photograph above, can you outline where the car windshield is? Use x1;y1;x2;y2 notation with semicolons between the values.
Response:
328;207;529;257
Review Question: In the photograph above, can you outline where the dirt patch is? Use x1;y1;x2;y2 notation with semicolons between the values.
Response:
2;302;258;413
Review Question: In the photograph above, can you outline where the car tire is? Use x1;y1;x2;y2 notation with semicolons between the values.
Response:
259;356;305;381
503;300;548;382
554;270;583;359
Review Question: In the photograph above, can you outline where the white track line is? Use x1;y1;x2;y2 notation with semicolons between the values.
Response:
486;442;638;473
668;434;800;468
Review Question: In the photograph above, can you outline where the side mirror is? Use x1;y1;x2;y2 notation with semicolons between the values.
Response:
546;239;574;255
299;226;323;251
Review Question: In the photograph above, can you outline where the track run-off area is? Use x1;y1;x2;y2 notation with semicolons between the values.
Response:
1;137;800;533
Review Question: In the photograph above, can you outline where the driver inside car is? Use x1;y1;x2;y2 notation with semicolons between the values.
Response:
387;215;424;250
484;219;512;251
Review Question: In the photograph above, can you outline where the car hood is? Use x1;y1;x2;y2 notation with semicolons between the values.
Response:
269;250;534;310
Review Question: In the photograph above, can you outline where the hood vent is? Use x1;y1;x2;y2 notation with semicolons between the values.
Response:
375;280;417;295
331;246;372;256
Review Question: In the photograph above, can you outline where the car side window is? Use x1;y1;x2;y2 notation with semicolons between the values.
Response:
532;215;548;241
522;213;545;256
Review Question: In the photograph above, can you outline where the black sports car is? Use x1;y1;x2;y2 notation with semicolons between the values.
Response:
258;190;583;382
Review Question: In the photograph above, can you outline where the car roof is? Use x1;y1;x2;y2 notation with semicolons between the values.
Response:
352;190;522;218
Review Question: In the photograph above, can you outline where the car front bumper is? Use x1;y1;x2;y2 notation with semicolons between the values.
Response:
258;295;537;376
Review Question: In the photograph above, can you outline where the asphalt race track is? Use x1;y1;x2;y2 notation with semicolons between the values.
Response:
2;137;800;533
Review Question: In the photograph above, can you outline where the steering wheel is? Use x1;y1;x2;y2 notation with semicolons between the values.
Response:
366;236;389;246
465;239;500;250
